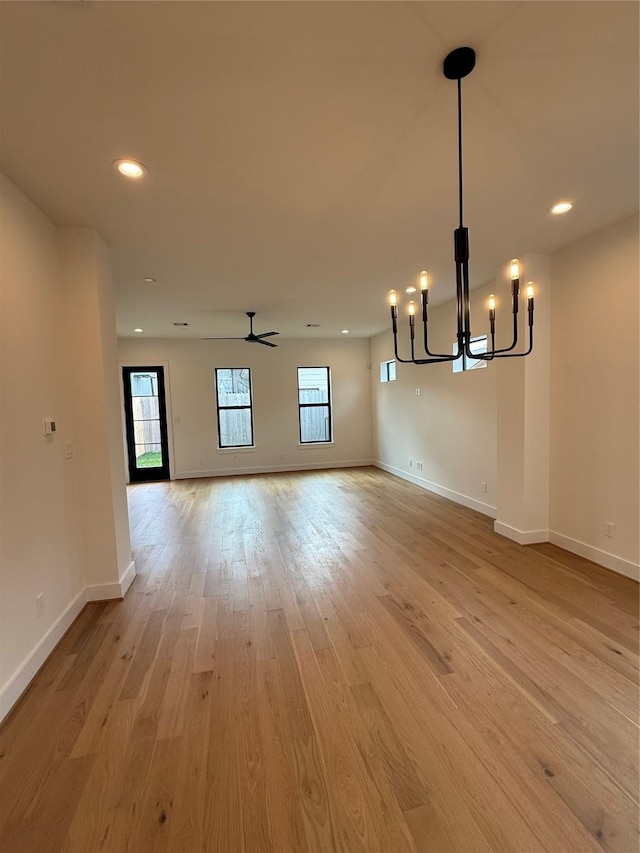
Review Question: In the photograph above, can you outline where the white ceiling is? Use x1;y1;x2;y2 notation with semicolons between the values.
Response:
1;1;638;340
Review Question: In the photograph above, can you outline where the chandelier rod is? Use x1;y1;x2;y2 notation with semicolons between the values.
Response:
457;78;464;230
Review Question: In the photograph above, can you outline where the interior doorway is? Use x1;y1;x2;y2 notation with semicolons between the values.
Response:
122;366;170;482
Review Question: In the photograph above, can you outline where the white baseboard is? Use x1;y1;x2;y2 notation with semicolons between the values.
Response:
374;461;496;518
176;459;374;479
494;521;549;545
0;588;86;724
0;561;138;726
119;560;137;596
86;559;137;601
549;530;639;582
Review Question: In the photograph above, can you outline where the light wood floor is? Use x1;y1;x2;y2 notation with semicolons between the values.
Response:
0;468;638;852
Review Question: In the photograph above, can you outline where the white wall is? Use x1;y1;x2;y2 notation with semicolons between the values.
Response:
495;254;552;543
0;175;134;722
59;228;134;592
0;176;85;715
549;214;639;577
117;336;373;478
371;279;498;516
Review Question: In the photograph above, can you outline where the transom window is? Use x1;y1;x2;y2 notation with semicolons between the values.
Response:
380;359;397;382
215;367;254;448
297;367;332;443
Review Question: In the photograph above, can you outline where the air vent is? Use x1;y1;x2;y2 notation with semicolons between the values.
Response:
172;322;190;327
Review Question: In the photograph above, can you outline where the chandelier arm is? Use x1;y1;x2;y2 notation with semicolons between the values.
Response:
487;312;519;355
421;314;463;359
420;255;466;359
418;265;466;359
467;312;534;360
392;329;417;364
391;307;414;363
390;305;459;364
468;312;518;360
461;252;522;362
421;324;463;359
395;336;459;365
492;323;534;359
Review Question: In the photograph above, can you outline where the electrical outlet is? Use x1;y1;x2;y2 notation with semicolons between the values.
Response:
409;459;413;468
605;522;616;539
36;593;44;618
481;482;487;493
415;387;421;396
416;461;423;471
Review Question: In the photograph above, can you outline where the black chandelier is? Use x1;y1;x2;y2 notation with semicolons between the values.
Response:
388;47;534;365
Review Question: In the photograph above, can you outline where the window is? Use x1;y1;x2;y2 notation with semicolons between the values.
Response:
215;367;254;448
297;367;332;443
380;359;397;382
452;335;488;372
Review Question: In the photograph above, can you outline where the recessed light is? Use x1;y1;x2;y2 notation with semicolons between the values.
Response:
113;159;147;179
551;201;572;215
144;277;156;283
406;286;417;293
341;329;349;334
133;327;144;333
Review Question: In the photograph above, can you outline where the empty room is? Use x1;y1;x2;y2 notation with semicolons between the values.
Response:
0;2;638;852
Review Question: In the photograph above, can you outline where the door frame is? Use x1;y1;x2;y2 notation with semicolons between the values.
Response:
121;363;173;483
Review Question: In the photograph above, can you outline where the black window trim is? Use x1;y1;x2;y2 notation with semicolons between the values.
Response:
297;365;332;444
215;366;255;449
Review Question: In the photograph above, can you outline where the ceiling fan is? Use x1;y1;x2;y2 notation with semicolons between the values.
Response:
201;311;280;347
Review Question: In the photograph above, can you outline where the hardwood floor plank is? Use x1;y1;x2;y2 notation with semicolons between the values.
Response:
118;609;167;700
351;681;429;812
255;658;310;853
404;802;455;853
2;756;94;853
203;638;244;852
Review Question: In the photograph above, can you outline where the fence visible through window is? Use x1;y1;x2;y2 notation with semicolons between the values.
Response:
131;372;163;467
215;367;254;448
298;367;332;443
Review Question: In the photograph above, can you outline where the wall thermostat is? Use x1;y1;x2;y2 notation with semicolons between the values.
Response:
43;418;57;436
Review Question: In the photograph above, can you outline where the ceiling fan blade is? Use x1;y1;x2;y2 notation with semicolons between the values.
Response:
202;314;279;344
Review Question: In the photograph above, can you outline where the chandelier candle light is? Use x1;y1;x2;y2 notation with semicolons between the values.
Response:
388;47;535;365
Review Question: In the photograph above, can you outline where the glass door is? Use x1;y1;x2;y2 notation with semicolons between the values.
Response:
122;366;170;482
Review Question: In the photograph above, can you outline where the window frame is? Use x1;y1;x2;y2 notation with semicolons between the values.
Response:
297;366;332;445
214;367;255;449
380;359;397;382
